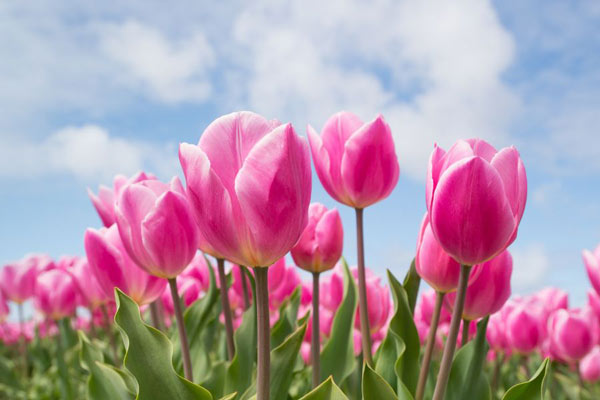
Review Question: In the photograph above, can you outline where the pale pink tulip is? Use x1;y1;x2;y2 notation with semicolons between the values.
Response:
0;257;39;303
84;224;166;305
580;346;600;382
180;111;312;268
307;112;399;208
291;203;343;273
426;139;527;266
34;269;78;320
548;308;595;363
584;244;600;296
65;257;110;310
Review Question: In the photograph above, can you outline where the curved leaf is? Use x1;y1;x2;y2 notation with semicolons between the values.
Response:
363;364;400;400
402;259;421;315
502;358;551;400
270;320;307;399
320;260;358;383
300;376;349;400
114;288;212;400
271;287;301;349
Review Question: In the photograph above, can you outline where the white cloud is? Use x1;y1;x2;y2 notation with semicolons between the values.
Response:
0;126;178;181
510;244;550;292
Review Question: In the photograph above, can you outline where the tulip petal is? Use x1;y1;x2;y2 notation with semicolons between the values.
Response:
584;250;600;296
308;124;349;204
465;138;498;161
235;123;312;267
430;156;516;265
141;191;199;278
314;208;344;269
340;115;399;208
491;147;528;221
426;145;446;212
84;228;130;300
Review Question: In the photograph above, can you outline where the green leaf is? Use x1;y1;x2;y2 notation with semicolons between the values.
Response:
219;393;238;400
201;360;227;398
113;288;212;400
270;320;308;400
502;358;551;400
271;286;301;349
402;259;421;315
363;363;401;400
445;316;491;400
299;376;349;400
320;260;358;383
225;270;257;398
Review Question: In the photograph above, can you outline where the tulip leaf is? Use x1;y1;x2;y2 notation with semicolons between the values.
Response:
78;331;136;400
201;360;227;398
320;260;358;384
224;270;257;399
402;258;421;315
502;358;551;400
299;376;349;400
271;286;301;349
113;288;212;400
362;363;401;400
445;316;491;400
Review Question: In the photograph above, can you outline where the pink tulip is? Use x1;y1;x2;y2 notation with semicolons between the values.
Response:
291;203;343;273
506;306;542;354
65;257;110;310
588;289;600;317
268;258;301;310
584;244;600;296
0;257;39;303
426;139;527;266
84;224;166;305
548;308;595;363
180;111;312;268
307;112;399;208
486;312;509;353
446;250;512;320
415;289;452;326
0;292;8;323
320;266;344;312
34;269;78;320
115;177;199;279
161;275;203;315
353;271;391;335
88;171;156;227
580;346;600;382
181;253;212;292
532;287;569;312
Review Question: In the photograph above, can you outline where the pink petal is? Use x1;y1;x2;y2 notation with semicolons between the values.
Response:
465;138;498;161
490;147;528;221
425;145;446;212
308;124;348;204
314;208;344;270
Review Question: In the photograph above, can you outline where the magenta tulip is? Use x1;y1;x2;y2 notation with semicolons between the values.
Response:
426;139;527;266
584;244;600;296
580;346;600;382
180;253;212;293
486;312;509;354
548;308;595;363
291;203;343;273
84;224;166;305
446;250;512;321
115;177;199;279
0;258;38;304
268;258;301;310
415;289;452;327
0;292;8;323
506;306;542;354
161;276;202;316
179;111;312;268
307;111;399;208
352;268;391;335
34;269;78;320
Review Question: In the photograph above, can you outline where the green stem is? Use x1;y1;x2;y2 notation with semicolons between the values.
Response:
217;258;235;360
415;291;445;400
461;319;471;347
18;303;28;377
254;267;270;400
149;301;164;332
240;265;251;310
432;264;471;400
168;278;193;381
355;207;373;366
57;318;74;400
311;272;321;388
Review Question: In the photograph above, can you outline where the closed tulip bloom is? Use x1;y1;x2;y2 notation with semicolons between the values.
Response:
415;289;452;326
580;346;600;382
354;275;390;335
426;139;527;266
268;258;302;310
88;172;156;227
161;276;202;315
0;258;38;303
84;224;166;305
486;312;509;353
307;112;399;208
66;257;110;310
115;176;199;278
584;244;600;296
447;250;512;320
34;269;78;320
506;306;542;354
180;111;312;267
291;203;343;273
549;308;595;362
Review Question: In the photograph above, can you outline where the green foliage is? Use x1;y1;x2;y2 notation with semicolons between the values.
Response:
402;258;421;315
502;358;551;400
299;377;349;400
362;363;400;400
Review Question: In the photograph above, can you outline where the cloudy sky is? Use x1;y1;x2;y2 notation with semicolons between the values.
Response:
1;0;599;309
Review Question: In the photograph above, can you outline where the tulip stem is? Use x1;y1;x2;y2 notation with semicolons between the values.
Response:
149;301;164;332
18;303;28;376
461;319;471;347
217;258;236;360
311;271;321;388
168;278;193;381
415;291;445;400
254;267;270;400
432;264;471;400
240;265;251;310
354;207;373;366
491;352;505;395
101;304;119;366
56;318;74;400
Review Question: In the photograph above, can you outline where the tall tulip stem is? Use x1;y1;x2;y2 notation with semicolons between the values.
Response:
461;319;471;347
311;271;321;388
254;267;270;400
433;264;471;400
217;258;236;360
101;304;119;365
56;319;74;400
168;278;193;381
149;301;165;332
240;265;251;310
18;303;28;376
355;207;373;365
415;291;445;400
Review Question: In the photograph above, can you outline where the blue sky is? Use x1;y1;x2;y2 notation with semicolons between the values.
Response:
1;0;599;316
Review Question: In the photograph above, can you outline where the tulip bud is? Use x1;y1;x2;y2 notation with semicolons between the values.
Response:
548;308;595;363
34;269;78;320
506;306;542;354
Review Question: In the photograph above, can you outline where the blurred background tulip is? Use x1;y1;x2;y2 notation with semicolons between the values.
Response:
34;269;77;320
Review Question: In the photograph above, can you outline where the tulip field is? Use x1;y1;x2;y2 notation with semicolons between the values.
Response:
2;111;600;400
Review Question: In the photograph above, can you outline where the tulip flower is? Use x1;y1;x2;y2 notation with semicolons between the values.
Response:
0;292;8;323
0;258;38;304
34;269;77;320
506;306;542;354
307;111;399;366
180;111;311;398
580;346;600;382
65;257;110;311
88;171;156;227
584;244;600;296
161;275;202;316
548;308;595;363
